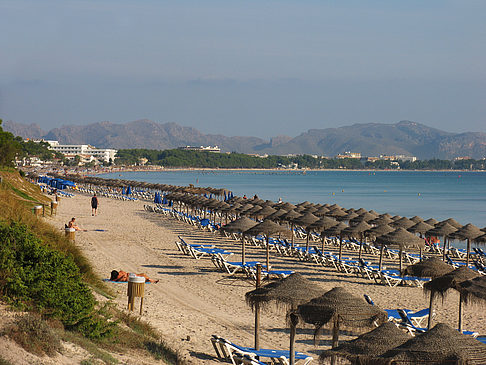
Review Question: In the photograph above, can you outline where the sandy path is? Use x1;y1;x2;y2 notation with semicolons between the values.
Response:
46;192;485;364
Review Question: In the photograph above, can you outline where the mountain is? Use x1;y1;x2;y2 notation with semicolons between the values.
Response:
4;119;486;159
2;120;46;140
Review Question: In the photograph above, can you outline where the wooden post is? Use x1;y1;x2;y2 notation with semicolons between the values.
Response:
241;234;246;265
254;264;262;350
289;313;298;365
266;236;271;273
427;292;434;330
379;244;384;271
458;292;464;333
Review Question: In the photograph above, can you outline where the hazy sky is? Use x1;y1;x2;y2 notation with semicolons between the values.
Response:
0;0;484;139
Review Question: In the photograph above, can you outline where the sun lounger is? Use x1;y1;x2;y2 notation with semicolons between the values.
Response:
211;253;260;275
211;335;313;365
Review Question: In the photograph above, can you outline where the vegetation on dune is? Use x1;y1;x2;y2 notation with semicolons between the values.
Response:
0;170;184;363
115;148;486;170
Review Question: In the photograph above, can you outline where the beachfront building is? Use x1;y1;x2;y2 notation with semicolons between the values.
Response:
46;141;117;163
336;151;362;159
380;155;417;162
178;145;221;153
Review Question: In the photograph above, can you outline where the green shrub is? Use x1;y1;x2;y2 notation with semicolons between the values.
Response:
0;220;95;326
5;313;62;356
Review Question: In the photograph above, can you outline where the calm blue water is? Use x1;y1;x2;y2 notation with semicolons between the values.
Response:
99;170;486;228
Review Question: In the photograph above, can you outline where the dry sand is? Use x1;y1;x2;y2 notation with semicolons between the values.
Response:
44;192;485;364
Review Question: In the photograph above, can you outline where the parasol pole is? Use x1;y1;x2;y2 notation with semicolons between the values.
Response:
266;235;270;273
427;292;435;330
458;292;464;333
241;233;246;265
466;239;471;267
254;264;262;350
379;243;384;271
289;312;298;365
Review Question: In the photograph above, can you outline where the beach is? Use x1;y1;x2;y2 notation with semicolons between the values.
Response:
48;192;485;364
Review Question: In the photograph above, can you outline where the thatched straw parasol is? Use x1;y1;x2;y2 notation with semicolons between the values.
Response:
246;273;324;363
245;220;287;272
376;228;426;273
309;216;339;252
408;221;434;235
410;215;424;223
350;211;378;225
376;323;486;365
452;223;483;266
322;222;349;260
370;216;394;226
319;322;411;365
341;221;372;259
440;218;463;229
402;257;453;279
459;275;486;304
293;212;319;252
297;287;387;349
424;266;479;330
281;210;303;246
255;205;277;219
222;217;257;264
427;222;458;260
314;206;330;217
424;217;439;226
390;217;415;230
327;207;347;219
365;224;394;240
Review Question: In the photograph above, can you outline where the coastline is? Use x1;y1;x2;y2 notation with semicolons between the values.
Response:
44;191;485;364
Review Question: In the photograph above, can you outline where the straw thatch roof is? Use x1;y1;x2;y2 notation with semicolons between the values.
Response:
440;218;463;229
459;275;486;305
318;322;411;364
426;222;458;237
376;228;425;249
408;221;434;234
297;287;387;331
452;223;483;240
370;216;394;226
222;217;257;233
341;221;372;238
245;219;287;236
327;207;347;218
424;266;480;298
423;218;439;225
322;222;348;236
391;217;415;229
281;210;302;222
376;323;486;365
402;257;453;279
255;205;277;218
410;215;424;223
293;212;319;228
350;212;378;224
245;273;323;312
365;224;395;239
309;216;339;232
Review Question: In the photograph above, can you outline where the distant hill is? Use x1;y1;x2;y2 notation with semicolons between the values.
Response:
4;119;486;159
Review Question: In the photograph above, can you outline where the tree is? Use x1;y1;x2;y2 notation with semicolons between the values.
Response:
0;119;22;167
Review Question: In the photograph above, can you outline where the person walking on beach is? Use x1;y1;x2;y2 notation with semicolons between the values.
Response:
91;193;99;216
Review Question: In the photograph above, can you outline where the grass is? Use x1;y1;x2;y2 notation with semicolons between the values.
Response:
4;313;62;357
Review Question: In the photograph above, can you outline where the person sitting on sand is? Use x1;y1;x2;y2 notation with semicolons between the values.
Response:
68;217;82;231
110;270;159;283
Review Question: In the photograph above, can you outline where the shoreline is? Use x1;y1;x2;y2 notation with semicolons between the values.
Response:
45;191;486;364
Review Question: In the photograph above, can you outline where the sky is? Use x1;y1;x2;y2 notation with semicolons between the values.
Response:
0;0;485;139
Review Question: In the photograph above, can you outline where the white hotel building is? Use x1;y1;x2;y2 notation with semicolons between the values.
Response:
46;141;117;163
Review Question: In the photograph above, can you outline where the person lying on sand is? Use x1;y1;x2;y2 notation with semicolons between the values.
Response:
110;270;159;283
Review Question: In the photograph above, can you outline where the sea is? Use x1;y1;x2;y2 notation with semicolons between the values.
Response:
98;169;486;229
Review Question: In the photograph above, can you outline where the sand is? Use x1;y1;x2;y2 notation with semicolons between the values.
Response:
45;192;485;364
